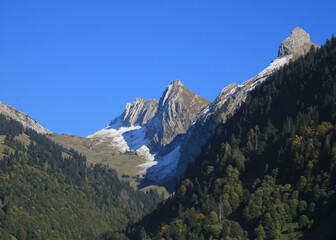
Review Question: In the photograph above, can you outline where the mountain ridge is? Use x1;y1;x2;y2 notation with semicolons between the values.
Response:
0;100;51;134
108;98;158;128
176;27;319;182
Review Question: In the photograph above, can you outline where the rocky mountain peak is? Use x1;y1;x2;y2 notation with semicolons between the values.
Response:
171;79;183;86
278;27;318;59
159;79;185;107
146;80;211;152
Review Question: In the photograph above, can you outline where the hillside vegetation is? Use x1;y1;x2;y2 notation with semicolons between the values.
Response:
49;134;159;189
0;114;162;240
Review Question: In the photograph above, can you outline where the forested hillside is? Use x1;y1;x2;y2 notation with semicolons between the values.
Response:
125;36;336;239
0;114;162;240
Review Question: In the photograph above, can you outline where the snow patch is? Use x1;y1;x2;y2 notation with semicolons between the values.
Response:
107;116;123;129
146;146;180;181
87;125;144;154
135;145;157;176
243;55;292;90
123;126;148;149
88;124;157;176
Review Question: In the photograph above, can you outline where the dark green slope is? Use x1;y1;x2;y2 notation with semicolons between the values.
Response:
125;35;336;240
0;114;162;240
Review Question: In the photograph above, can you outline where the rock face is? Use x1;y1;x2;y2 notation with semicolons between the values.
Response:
176;27;319;180
0;101;51;134
108;98;158;128
145;79;211;153
278;27;319;60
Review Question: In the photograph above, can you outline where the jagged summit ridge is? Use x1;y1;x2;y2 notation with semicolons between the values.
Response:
278;27;319;59
108;98;158;128
88;79;211;180
0;101;51;134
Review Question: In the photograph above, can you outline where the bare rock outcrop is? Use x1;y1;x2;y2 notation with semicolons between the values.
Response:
0;101;51;134
145;79;211;153
278;27;319;60
108;98;158;128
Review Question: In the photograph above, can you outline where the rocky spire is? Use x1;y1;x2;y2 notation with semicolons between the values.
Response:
145;79;211;152
278;27;319;59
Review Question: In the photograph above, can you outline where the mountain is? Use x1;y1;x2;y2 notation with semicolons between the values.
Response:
87;28;319;192
125;34;336;240
0;100;51;134
88;80;210;189
176;27;319;181
48;98;160;190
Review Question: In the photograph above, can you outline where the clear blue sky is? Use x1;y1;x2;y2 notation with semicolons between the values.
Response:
1;0;335;136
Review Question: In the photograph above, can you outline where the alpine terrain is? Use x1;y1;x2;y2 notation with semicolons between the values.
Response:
88;27;319;192
0;109;162;239
0;26;335;240
88;79;210;190
123;32;336;240
176;27;319;182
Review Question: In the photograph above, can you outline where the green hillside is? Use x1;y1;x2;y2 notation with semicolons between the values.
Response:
0;114;162;240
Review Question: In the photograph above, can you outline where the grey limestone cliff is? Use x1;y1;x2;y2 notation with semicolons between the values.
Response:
108;98;158;128
278;27;319;60
88;79;212;192
145;79;211;153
